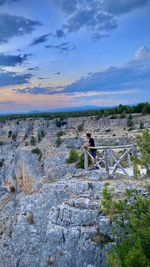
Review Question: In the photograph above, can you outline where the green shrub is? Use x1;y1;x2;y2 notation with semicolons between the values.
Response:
132;129;150;177
41;130;45;138
57;131;64;138
0;159;4;168
27;213;34;224
111;114;117;119
12;133;17;141
76;152;92;169
140;121;144;129
55;136;62;147
32;147;42;160
30;136;36;146
102;186;150;267
66;149;79;163
127;114;134;127
0;141;4;146
8;130;12;138
78;124;84;132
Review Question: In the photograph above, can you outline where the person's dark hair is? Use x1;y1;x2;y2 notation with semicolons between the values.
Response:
86;133;91;138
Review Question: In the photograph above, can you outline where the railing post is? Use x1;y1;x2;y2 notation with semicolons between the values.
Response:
105;149;109;176
84;149;88;170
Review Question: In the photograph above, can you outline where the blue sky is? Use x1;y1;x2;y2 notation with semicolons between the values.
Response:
0;0;150;112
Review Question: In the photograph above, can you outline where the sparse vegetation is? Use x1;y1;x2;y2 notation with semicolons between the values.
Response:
92;232;113;247
127;114;134;128
0;159;4;168
57;131;64;137
30;136;36;146
55;136;62;147
140;121;144;129
66;149;79;163
76;152;92;169
32;147;42;160
27;212;34;224
102;186;150;267
8;130;12;138
132;128;150;177
0;103;149;123
12;133;17;141
78;124;84;132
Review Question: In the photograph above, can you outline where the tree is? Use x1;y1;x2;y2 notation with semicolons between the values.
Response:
102;185;150;267
132;129;150;177
30;136;36;146
127;114;134;127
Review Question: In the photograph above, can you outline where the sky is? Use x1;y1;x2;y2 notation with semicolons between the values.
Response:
0;0;150;113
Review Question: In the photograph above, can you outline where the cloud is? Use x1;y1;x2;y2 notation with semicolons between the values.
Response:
14;46;150;98
30;33;51;46
54;72;61;75
0;53;28;66
27;67;39;71
0;69;31;86
0;0;18;5
135;46;150;60
53;0;150;40
0;13;41;43
14;86;64;95
45;41;76;53
102;0;150;15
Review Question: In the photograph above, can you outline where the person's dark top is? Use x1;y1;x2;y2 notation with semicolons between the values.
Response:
89;137;97;152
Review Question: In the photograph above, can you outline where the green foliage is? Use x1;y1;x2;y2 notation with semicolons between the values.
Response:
0;141;4;146
0;103;150;123
102;186;150;267
111;114;117;119
132;129;150;177
0;159;4;168
76;152;92;169
40;130;45;138
32;147;42;160
120;110;127;118
140;121;144;129
8;130;12;138
12;133;17;141
30;136;36;146
38;133;42;143
66;149;79;163
127;114;134;127
55;136;62;147
57;131;64;138
78;124;84;132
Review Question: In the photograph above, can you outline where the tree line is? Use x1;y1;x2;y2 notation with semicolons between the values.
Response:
0;102;149;122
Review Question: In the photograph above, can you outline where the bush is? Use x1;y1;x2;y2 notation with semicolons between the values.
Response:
78;124;84;132
30;136;36;146
12;133;17;141
55;136;62;147
66;149;79;163
0;159;4;168
32;148;42;160
140;121;144;129
127;114;134;127
102;186;150;267
40;130;45;138
111;114;117;119
0;141;4;146
76;152;92;169
27;213;34;224
57;131;64;138
8;130;12;138
132;128;150;178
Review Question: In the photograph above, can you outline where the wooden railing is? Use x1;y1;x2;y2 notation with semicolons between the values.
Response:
84;144;136;177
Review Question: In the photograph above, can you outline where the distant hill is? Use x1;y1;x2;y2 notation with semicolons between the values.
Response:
29;105;110;114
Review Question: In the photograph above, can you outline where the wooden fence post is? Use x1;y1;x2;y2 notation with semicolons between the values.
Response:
84;149;88;170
